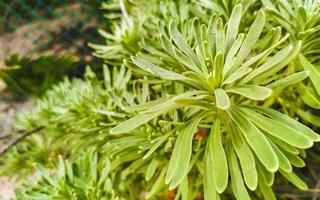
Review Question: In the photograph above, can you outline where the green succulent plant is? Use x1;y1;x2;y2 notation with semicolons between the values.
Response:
1;0;320;200
15;151;121;200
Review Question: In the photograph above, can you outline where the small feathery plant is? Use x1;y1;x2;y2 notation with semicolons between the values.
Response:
1;0;320;200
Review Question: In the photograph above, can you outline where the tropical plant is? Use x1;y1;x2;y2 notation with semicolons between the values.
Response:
1;0;320;199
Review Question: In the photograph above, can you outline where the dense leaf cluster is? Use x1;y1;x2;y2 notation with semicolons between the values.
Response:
1;0;320;199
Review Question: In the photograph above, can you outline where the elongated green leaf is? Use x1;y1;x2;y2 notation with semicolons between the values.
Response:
297;83;320;109
223;67;252;85
229;123;258;190
166;114;205;189
257;162;274;186
228;145;251;200
110;112;159;134
223;34;245;75
228;108;279;172
215;19;226;55
226;4;242;49
267;71;309;88
207;120;228;193
131;56;187;80
239;108;313;148
257;167;276;200
253;41;302;82
227;85;272;100
284;152;305;168
214;88;230;109
236;10;265;64
143;90;206;114
268;139;292;173
169;20;201;70
296;109;320;127
143;134;170;160
248;106;320;142
214;52;224;86
146;158;160;181
239;45;293;84
280;170;308;190
146;166;167;199
180;177;189;200
204;147;220;200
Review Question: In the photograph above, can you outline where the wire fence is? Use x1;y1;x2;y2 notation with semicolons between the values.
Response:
0;0;104;62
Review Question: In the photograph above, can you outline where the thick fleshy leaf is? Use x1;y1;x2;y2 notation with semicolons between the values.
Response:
297;83;320;109
166;114;205;189
214;88;230;109
146;158;160;181
204;147;220;200
257;162;274;186
208;120;228;193
236;10;265;64
253;41;302;82
146;167;167;199
131;56;188;80
239;45;293;84
214;52;224;86
229;123;258;190
228;145;251;200
267;71;309;88
111;91;205;134
110;112;160;134
228;107;279;172
296;109;320;127
227;85;272;100
226;4;242;49
257;167;276;200
169;20;201;70
248;106;320;142
268;139;292;173
239;107;313;148
280;170;308;190
299;54;320;95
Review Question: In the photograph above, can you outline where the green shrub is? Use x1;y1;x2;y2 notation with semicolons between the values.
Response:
1;0;320;199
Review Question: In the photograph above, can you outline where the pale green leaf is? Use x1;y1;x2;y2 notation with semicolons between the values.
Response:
226;4;242;49
257;167;276;200
267;71;309;88
248;106;320;142
296;109;320;127
204;147;220;200
236;10;265;64
143;134;170;160
239;107;313;148
146;166;167;199
208;120;228;193
227;85;272;100
229;123;258;190
257;162;274;186
239;45;293;84
253;41;302;82
146;158;160;181
215;19;226;55
166;114;205;189
228;107;279;172
280;170;308;190
131;56;187;80
214;52;224;86
297;83;320;109
228;145;251;200
214;88;230;109
169;20;201;70
223;67;252;85
268;139;292;173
